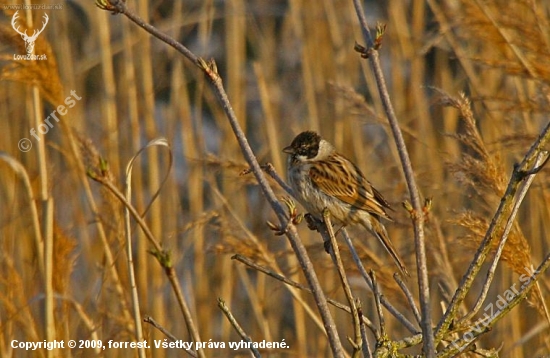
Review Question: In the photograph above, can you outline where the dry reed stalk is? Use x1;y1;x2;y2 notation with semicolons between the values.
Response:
85;137;205;357
121;13;149;315
133;2;168;351
189;0;213;342
96;7;120;178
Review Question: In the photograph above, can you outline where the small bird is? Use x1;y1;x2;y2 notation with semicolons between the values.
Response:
283;131;409;276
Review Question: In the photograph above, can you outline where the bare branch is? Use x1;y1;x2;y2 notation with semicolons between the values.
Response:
438;252;550;357
143;316;198;358
218;299;261;358
323;210;362;354
435;123;550;342
458;151;549;324
94;1;346;355
350;1;434;355
341;229;418;334
394;273;422;326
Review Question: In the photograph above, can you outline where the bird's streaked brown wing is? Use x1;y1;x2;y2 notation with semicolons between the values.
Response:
308;154;392;219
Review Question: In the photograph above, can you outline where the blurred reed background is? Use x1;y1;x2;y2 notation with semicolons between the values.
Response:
0;0;549;357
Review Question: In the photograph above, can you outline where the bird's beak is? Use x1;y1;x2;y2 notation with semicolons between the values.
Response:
283;145;293;154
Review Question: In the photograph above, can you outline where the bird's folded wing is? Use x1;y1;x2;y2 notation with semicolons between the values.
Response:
308;155;392;220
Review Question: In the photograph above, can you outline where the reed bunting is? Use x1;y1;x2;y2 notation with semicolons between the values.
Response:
283;131;409;276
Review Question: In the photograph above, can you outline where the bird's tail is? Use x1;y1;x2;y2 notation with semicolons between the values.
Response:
370;219;410;277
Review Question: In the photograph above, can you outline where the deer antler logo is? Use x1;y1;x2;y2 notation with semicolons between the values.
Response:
11;11;49;55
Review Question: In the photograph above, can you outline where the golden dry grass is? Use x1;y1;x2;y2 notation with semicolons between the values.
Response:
1;0;549;357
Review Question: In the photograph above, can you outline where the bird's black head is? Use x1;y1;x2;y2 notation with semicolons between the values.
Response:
283;131;321;159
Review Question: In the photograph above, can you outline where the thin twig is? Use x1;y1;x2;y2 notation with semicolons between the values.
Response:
358;304;373;358
438;252;550;357
323;211;363;353
263;163;295;196
202;57;345;358
232;254;379;335
94;2;345;355
341;229;418;334
209;187;331;334
351;1;434;355
96;0;198;64
240;162;294;196
394;273;422;325
435;122;550;342
143;316;198;358
370;271;386;339
305;215;418;334
143;316;178;341
236;254;427;352
87;174;203;357
87;176;162;255
218;299;261;358
458;151;549;324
